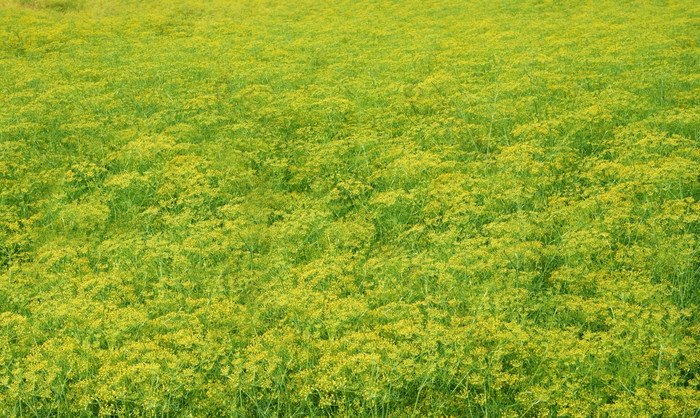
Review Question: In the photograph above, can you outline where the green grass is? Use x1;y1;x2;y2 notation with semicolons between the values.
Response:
1;0;699;415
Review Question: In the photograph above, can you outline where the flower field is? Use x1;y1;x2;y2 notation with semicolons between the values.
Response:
1;0;699;415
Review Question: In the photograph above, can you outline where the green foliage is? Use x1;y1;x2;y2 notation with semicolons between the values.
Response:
1;0;699;415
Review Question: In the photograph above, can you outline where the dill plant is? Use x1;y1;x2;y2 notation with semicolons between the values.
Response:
0;0;699;415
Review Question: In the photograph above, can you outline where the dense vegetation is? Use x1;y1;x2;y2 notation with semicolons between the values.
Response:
1;0;699;415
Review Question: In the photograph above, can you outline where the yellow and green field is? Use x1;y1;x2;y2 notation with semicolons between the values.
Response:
1;0;699;415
